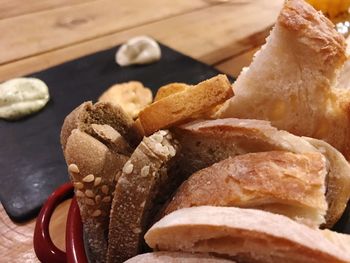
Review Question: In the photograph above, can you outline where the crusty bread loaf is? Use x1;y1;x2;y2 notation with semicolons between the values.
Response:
61;101;139;150
124;252;234;263
172;118;350;227
98;81;153;119
138;74;233;135
165;151;328;227
64;129;130;263
218;0;350;160
145;206;350;263
304;137;350;228
107;130;180;263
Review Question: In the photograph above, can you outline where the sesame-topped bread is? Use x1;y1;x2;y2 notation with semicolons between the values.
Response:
107;130;180;263
61;101;137;263
217;0;350;160
172;118;350;228
164;151;328;228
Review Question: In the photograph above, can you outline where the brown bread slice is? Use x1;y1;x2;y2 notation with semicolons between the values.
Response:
138;74;233;135
165;151;328;227
107;130;179;263
145;206;350;263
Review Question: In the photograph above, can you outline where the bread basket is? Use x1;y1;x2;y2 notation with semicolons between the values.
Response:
33;183;88;263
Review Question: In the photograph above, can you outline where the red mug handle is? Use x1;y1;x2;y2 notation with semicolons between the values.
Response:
34;182;73;263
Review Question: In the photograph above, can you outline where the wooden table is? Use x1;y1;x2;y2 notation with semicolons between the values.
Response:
0;0;283;261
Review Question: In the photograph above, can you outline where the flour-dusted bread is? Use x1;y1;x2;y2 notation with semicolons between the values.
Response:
145;206;350;263
138;74;233;135
124;252;234;263
172;118;350;227
165;151;328;227
61;101;138;262
107;130;180;263
218;0;350;159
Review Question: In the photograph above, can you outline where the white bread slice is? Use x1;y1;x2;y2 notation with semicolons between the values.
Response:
320;229;350;255
124;252;234;263
107;130;179;263
218;0;350;159
145;206;350;263
165;151;328;228
173;118;350;228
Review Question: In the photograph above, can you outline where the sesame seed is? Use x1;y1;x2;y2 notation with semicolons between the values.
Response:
82;174;94;183
101;185;109;194
115;172;121;182
140;201;146;208
95;195;101;204
85;198;95;206
85;190;95;198
123;161;134;174
94;177;102;186
102;196;111;203
68;164;79;173
168;145;176;157
132;228;142;234
75;190;84;197
140;166;150;177
92;210;101;217
73;182;84;190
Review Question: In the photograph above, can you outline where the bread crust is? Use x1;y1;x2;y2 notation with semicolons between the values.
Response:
107;130;179;263
146;206;350;263
124;252;234;263
165;151;328;227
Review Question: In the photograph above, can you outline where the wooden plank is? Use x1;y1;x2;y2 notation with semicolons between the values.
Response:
0;0;95;20
0;0;212;65
215;47;260;78
0;0;283;82
0;200;70;262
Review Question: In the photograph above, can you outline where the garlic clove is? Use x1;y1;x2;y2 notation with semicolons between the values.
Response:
116;36;161;66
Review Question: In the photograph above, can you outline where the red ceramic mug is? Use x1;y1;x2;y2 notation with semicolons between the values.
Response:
33;183;88;263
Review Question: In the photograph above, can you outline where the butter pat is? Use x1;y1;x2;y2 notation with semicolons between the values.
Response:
116;36;161;66
0;78;50;120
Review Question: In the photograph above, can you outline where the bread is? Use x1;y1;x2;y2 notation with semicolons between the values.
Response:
60;101;139;150
154;83;189;101
61;101;137;262
64;129;130;263
217;0;350;160
107;130;180;263
145;206;350;263
320;229;350;254
304;137;350;227
98;81;153;119
165;151;328;227
138;74;233;135
172;118;350;227
124;252;234;263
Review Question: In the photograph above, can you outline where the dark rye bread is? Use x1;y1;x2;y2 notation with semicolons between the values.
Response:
107;130;179;263
60;101;140;150
171;118;350;228
65;130;130;263
61;101;138;262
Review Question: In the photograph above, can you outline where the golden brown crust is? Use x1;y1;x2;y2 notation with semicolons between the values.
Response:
278;0;346;67
138;74;233;136
165;151;328;227
146;207;350;263
154;83;190;101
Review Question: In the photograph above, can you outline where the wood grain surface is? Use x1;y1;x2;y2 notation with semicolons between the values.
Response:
0;0;284;261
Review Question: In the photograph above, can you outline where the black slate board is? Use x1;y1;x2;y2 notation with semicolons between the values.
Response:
0;43;232;222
